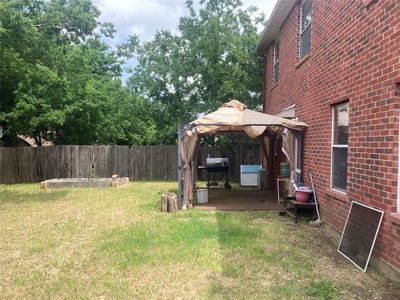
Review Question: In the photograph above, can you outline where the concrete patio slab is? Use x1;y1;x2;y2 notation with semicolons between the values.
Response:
194;187;283;211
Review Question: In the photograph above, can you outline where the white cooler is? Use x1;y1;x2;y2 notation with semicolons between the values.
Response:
240;165;262;186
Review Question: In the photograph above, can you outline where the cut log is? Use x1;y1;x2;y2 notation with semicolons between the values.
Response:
161;192;171;212
161;192;178;213
168;193;178;213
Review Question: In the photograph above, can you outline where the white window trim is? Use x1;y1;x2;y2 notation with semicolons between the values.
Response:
299;0;312;59
331;104;348;194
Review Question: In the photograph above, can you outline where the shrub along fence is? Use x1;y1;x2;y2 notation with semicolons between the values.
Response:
0;144;260;184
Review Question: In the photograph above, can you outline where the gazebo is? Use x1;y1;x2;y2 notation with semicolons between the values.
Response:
178;100;307;209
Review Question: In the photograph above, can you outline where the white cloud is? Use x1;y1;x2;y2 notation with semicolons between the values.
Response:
242;0;277;15
93;0;187;44
93;0;277;44
92;0;277;81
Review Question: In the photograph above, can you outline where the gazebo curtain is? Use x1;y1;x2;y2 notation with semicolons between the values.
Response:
180;130;199;210
282;128;296;194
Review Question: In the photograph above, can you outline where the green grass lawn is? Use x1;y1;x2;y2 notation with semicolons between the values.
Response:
0;182;399;299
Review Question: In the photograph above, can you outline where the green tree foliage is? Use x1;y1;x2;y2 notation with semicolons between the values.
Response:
126;0;264;143
56;77;156;145
0;0;155;145
1;0;264;145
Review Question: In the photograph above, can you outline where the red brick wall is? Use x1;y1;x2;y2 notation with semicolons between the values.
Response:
263;0;400;270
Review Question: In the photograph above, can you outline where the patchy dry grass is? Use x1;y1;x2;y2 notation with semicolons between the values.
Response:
0;182;399;299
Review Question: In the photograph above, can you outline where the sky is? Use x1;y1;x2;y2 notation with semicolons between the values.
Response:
92;0;278;80
93;0;278;44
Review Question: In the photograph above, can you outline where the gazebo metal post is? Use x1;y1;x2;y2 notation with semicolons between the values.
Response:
270;131;278;190
177;124;184;208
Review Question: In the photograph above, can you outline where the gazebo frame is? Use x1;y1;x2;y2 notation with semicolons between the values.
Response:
177;100;307;209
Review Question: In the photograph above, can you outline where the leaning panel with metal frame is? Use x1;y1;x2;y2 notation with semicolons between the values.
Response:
337;201;384;272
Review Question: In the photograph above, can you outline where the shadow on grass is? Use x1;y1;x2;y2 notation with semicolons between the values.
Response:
0;188;69;205
209;211;268;298
93;181;338;298
209;211;333;299
98;210;220;268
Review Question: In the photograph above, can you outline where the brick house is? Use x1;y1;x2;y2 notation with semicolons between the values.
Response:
257;0;400;278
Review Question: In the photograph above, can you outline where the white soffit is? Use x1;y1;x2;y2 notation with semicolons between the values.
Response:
256;0;297;56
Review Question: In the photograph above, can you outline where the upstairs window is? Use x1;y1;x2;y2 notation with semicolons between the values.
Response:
331;102;349;192
273;40;280;83
300;0;312;59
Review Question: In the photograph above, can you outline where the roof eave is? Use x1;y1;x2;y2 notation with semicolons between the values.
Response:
256;0;298;56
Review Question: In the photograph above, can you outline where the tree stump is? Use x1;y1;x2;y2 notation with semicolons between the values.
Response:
168;193;178;212
161;192;178;213
161;192;170;212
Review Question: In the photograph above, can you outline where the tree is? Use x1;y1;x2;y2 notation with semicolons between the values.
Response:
56;76;156;145
0;0;155;145
1;0;264;146
0;0;100;144
126;0;264;143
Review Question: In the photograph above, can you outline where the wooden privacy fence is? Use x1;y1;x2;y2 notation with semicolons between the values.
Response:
196;144;261;182
0;144;260;184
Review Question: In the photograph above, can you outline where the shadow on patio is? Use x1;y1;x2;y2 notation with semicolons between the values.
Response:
194;186;283;211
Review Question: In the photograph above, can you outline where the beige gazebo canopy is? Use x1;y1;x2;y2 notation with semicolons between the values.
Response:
179;100;307;209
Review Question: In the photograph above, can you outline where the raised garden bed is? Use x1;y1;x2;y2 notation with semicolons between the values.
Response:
40;176;129;189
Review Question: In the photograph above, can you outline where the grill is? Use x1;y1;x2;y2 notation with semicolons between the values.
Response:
199;158;231;189
206;157;229;168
